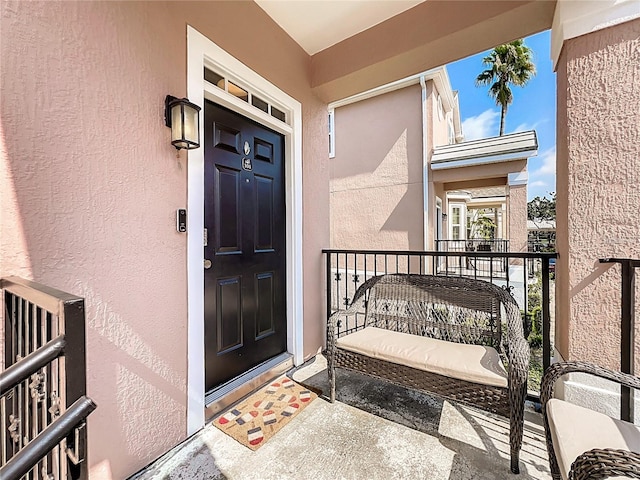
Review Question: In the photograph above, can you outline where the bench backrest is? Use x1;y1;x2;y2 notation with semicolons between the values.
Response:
364;274;504;350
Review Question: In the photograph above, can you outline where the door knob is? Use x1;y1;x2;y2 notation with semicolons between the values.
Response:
204;259;212;269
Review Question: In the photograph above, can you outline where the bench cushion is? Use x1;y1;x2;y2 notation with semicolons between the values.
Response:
547;398;640;480
335;326;508;388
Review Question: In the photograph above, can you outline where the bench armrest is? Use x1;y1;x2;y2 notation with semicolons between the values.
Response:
501;292;530;390
327;297;365;337
569;448;640;480
327;276;383;350
541;362;640;480
541;361;640;408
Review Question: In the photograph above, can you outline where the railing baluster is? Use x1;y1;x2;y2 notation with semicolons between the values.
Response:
1;396;5;466
18;298;24;453
40;307;49;478
599;258;638;422
489;249;493;283
541;258;551;373
30;303;37;474
325;248;332;325
345;252;349;307
364;254;368;284
53;314;61;480
620;261;636;422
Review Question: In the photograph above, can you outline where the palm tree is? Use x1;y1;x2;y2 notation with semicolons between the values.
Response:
476;39;536;136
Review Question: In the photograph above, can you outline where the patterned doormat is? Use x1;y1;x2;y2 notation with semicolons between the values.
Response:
213;376;317;450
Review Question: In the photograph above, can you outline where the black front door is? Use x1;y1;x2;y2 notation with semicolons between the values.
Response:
204;101;287;391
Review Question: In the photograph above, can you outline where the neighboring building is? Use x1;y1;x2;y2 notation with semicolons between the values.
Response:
329;67;537;255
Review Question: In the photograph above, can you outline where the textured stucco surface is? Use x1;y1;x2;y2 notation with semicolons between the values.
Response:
429;82;451;149
508;184;528;253
330;85;424;250
555;19;640;370
426;82;453;249
0;1;328;478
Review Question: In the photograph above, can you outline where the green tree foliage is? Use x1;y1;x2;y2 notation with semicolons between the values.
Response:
471;215;497;241
527;193;556;221
476;39;536;136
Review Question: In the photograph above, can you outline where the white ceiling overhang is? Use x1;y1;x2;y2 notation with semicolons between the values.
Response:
254;0;425;55
255;1;557;102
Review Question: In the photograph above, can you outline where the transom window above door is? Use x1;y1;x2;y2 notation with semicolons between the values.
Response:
204;67;287;124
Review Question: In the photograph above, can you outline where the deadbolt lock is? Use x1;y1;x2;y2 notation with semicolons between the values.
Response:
204;259;212;269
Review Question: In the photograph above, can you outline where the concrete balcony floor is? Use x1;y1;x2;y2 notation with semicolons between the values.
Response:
132;355;552;479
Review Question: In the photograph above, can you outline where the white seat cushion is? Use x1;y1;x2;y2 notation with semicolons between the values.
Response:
547;398;640;480
335;326;508;388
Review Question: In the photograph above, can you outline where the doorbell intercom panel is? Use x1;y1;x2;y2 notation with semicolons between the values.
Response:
177;209;187;233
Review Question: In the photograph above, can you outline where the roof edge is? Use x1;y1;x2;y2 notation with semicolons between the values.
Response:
328;65;454;110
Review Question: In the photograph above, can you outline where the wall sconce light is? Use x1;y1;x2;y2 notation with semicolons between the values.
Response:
442;213;448;221
165;95;201;150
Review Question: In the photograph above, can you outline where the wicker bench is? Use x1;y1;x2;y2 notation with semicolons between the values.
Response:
541;362;640;480
326;274;529;474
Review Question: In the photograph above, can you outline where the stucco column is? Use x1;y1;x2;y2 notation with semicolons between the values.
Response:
507;172;528;254
554;6;640;371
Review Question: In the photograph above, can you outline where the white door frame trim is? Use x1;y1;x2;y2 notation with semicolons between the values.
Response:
186;26;304;435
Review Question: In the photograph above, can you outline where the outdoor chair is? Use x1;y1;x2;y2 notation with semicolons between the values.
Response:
326;273;529;473
541;361;640;480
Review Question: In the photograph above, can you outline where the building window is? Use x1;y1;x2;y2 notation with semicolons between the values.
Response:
451;205;462;240
328;109;335;158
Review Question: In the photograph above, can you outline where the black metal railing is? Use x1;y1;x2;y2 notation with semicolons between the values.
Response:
435;239;510;275
599;258;639;423
528;231;556;253
436;239;510;253
323;249;557;395
1;277;96;480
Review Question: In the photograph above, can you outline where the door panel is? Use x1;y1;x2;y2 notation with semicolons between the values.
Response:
254;137;274;163
255;272;275;339
214;124;241;153
204;101;286;391
217;277;243;353
214;166;242;254
254;175;274;252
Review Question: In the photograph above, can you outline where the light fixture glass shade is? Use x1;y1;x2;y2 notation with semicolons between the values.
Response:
165;96;201;150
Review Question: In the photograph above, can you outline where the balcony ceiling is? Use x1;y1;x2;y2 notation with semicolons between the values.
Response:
254;0;425;55
255;0;557;103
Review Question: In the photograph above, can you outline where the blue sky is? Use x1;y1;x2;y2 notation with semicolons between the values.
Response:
446;31;556;201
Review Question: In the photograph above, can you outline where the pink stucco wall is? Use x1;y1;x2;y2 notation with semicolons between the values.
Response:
429;83;451;149
555;19;640;370
330;84;424;250
426;82;454;249
1;1;328;478
507;184;528;254
329;78;458;252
